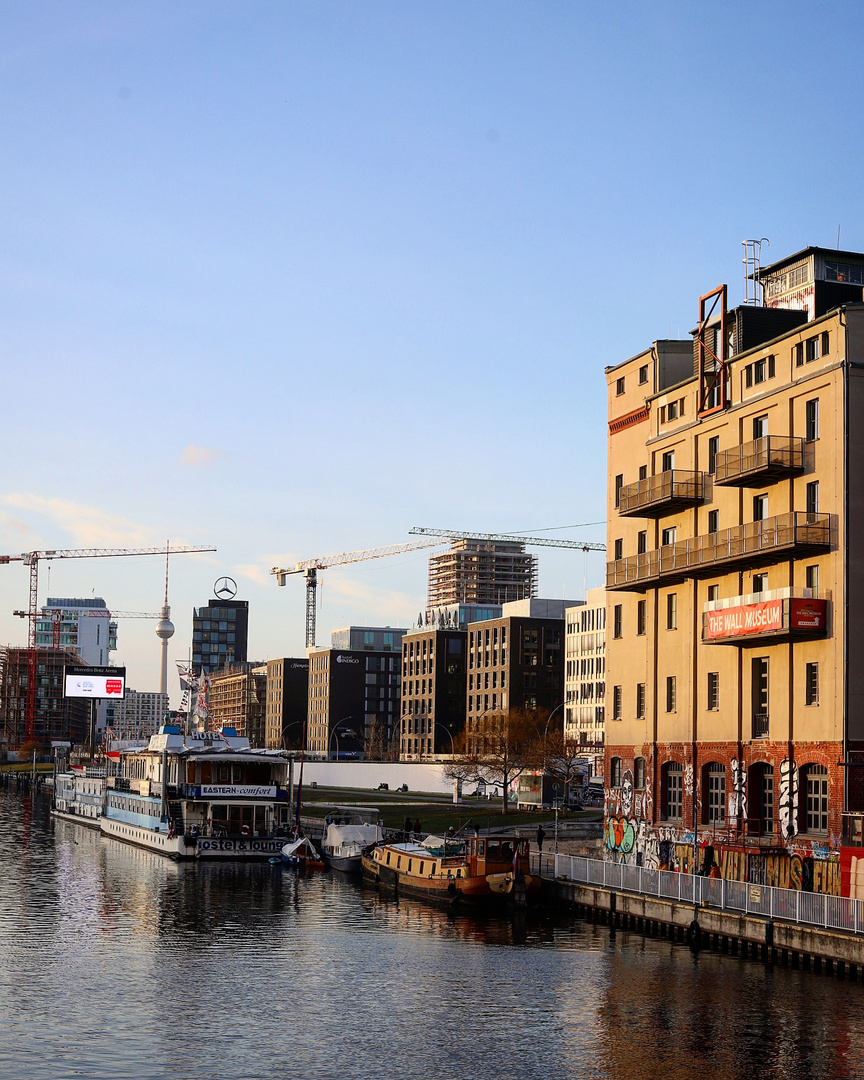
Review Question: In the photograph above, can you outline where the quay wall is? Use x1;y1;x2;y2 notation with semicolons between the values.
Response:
544;878;864;971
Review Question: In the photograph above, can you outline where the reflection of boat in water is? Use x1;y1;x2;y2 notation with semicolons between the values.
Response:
361;834;539;906
320;807;383;873
281;835;325;870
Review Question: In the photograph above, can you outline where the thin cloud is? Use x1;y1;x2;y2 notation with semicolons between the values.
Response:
179;446;225;467
0;493;155;548
234;563;271;587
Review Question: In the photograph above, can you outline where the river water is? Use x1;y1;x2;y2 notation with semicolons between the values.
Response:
1;789;862;1080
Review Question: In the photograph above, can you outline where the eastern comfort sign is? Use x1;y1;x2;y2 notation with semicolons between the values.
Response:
64;665;126;699
704;599;827;642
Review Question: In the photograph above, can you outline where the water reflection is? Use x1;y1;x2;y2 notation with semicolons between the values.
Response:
0;790;861;1080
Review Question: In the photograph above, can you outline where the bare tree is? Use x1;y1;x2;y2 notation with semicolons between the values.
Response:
542;729;589;807
444;708;544;815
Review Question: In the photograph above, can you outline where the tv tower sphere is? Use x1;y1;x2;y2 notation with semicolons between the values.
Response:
156;611;175;641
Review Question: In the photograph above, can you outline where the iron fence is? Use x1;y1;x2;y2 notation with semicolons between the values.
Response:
534;852;862;936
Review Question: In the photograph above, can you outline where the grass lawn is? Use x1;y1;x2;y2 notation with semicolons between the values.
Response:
298;784;601;834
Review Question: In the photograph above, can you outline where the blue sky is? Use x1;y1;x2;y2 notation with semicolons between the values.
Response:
0;2;860;700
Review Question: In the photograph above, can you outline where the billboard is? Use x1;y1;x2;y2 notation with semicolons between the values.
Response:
64;665;126;699
703;598;827;643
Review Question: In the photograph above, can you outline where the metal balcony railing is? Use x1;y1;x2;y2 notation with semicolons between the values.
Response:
714;436;805;486
752;713;769;739
618;470;705;518
606;512;831;590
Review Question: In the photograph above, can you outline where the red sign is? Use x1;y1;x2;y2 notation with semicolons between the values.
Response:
789;598;827;631
105;679;123;695
705;599;784;640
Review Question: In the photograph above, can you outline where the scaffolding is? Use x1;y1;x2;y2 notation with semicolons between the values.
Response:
427;540;538;607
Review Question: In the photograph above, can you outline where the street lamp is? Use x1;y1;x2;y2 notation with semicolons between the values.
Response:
329;716;356;761
434;722;454;757
281;720;305;751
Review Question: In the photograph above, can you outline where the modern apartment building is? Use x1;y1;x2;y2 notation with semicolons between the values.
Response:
603;245;864;892
465;599;573;743
191;599;249;675
208;662;267;746
35;598;117;666
564;588;606;772
111;689;169;740
399;627;467;759
264;657;309;749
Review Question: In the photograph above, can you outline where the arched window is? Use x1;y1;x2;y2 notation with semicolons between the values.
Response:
702;763;726;824
747;762;774;836
662;761;683;821
610;757;622;788
802;764;829;834
634;757;646;791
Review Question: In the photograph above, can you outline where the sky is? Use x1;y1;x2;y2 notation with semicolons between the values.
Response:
0;2;861;703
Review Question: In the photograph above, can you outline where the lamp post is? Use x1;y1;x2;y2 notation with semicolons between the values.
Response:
434;723;454;757
329;716;356;761
281;720;305;751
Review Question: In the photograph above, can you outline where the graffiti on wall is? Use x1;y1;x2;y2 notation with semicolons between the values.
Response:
730;758;747;820
779;758;799;841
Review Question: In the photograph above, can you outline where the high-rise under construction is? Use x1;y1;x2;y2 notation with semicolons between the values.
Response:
427;539;537;607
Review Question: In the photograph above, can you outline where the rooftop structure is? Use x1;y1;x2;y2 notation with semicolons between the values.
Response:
427;539;537;608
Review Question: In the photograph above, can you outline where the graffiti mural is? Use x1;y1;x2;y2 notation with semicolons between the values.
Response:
621;770;634;817
779;758;799;840
605;815;636;855
730;758;747;820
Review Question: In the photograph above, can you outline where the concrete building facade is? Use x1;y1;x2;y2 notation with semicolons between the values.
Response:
565;588;606;773
399;627;467;760
603;247;864;892
307;646;401;758
208;662;267;746
427;540;537;607
191;599;249;675
0;646;89;747
112;689;169;741
35;598;117;666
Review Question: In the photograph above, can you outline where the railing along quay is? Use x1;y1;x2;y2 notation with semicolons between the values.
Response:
533;852;864;938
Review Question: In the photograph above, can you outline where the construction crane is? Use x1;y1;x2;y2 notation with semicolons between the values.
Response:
17;607;163;650
272;539;445;648
408;527;606;552
2;543;216;744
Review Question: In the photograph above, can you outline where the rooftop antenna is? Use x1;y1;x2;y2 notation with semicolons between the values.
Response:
742;238;769;305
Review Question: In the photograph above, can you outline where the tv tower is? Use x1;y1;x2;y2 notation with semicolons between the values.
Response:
155;546;175;697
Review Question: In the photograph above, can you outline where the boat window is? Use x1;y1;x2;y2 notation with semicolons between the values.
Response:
397;856;402;868
408;860;412;872
386;852;391;865
419;861;425;874
487;841;501;859
478;840;485;856
456;869;461;878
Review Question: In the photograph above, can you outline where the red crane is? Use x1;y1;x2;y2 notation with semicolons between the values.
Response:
1;543;215;744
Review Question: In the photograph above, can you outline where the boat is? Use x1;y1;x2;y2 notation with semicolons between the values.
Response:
361;833;540;906
281;835;325;870
100;724;292;860
52;766;106;829
320;807;383;873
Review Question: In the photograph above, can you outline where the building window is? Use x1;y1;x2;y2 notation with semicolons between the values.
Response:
707;436;719;475
707;509;719;534
616;377;625;396
707;584;719;602
636;683;645;718
637;530;647;555
705;763;726;823
614;538;623;560
634;757;646;790
613;605;622;639
665;675;677;713
638;464;647;481
806;480;820;516
806;564;819;592
667;400;679;421
752;657;769;738
759;764;775;836
639;364;649;385
612;686;622;720
614;474;623;508
752;573;767;593
666;593;677;630
636;600;646;636
822;331;830;356
664;762;683;821
805;398;819;442
707;672;719;711
661;450;674;472
661;527;677;546
805;662;819;706
753;494;768;522
611;757;622;788
794;342;804;367
803;766;829;833
806;336;821;363
753;415;767;440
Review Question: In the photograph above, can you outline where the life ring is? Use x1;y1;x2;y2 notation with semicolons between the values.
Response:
241;825;250;836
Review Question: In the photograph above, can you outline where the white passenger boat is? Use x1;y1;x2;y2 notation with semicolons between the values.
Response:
320;807;383;873
52;767;106;829
100;725;292;860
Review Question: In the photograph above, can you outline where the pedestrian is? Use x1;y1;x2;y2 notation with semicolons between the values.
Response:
709;864;721;880
414;817;422;835
537;824;546;855
404;814;413;841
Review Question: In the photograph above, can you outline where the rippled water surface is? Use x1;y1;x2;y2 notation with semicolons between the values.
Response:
2;790;863;1079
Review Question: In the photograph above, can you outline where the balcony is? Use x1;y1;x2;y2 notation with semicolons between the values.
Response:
606;512;831;591
752;713;769;739
714;436;805;487
618;470;705;518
